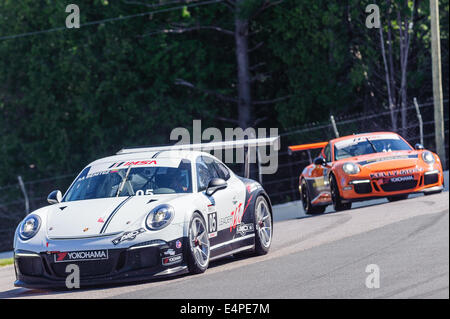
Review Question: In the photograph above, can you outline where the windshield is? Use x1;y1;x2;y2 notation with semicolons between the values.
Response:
64;159;192;202
334;135;412;161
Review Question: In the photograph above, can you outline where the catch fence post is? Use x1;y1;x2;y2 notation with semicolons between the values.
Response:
413;97;424;146
330;115;339;138
17;175;30;216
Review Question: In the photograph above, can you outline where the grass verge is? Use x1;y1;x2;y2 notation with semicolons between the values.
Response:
0;258;14;267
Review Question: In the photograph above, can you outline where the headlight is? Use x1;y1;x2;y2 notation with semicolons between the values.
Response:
19;215;41;240
342;162;360;175
422;151;435;164
145;204;174;230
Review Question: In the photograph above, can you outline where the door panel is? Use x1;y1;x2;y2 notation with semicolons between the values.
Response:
196;156;235;250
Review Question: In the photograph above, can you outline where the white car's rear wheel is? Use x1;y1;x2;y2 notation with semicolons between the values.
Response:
234;195;273;258
187;212;210;274
254;196;272;255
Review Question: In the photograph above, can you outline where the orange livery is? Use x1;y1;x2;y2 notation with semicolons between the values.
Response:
290;132;444;214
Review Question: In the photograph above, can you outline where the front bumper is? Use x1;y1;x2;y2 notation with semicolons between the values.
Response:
341;169;444;201
14;237;188;289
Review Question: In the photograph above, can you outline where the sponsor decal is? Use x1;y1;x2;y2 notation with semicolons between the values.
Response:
207;204;216;213
176;240;182;249
112;228;146;245
108;162;125;169
162;253;183;266
246;182;260;194
108;160;157;169
54;250;108;263
230;202;244;232
97;217;104;223
123;160;157;167
236;223;254;236
218;215;232;228
83;227;89;232
230;195;254;232
86;170;111;179
370;168;421;179
163;249;176;256
359;154;418;166
388;175;414;183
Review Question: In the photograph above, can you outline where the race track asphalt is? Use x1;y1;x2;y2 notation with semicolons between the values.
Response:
0;190;447;299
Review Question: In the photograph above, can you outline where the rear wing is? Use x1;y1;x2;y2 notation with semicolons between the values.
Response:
117;137;279;154
288;141;327;163
288;141;327;154
117;136;280;178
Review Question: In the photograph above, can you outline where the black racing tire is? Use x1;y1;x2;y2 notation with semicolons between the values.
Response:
301;178;326;215
330;174;352;212
254;196;273;255
186;212;210;274
387;194;409;202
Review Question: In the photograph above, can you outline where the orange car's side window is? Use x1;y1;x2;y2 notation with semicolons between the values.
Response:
323;143;332;163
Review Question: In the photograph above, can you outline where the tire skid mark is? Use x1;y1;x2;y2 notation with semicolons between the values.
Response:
408;286;449;299
376;272;448;298
273;213;352;250
299;211;449;294
404;210;448;240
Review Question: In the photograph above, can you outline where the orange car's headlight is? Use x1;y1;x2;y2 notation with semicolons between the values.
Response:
422;151;435;165
342;162;360;175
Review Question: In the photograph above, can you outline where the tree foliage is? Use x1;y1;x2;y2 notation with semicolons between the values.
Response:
0;0;448;185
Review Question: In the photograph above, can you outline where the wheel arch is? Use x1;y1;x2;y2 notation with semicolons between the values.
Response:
257;191;273;225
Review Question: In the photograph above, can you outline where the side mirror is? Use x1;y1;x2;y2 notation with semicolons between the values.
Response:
205;178;227;196
47;190;62;204
415;143;425;150
313;157;326;166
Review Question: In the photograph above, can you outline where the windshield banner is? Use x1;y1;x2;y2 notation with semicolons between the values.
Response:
87;158;182;176
335;134;400;149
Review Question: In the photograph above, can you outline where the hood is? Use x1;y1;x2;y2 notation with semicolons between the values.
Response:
46;194;186;239
342;151;420;172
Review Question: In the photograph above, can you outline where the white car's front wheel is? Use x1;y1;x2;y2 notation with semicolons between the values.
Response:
187;212;210;274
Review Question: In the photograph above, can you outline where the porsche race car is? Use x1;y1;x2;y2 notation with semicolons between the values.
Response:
13;138;277;288
289;132;444;214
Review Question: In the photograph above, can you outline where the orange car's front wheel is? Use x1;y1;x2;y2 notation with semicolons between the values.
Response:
330;174;352;212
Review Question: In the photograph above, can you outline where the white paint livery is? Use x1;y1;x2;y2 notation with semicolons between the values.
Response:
13;138;276;287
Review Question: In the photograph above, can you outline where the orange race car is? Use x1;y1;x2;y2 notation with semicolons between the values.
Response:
289;132;445;214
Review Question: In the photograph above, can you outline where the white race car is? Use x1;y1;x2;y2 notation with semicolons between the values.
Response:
13;139;277;288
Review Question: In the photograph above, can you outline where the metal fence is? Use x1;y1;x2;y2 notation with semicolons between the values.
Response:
0;98;448;252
